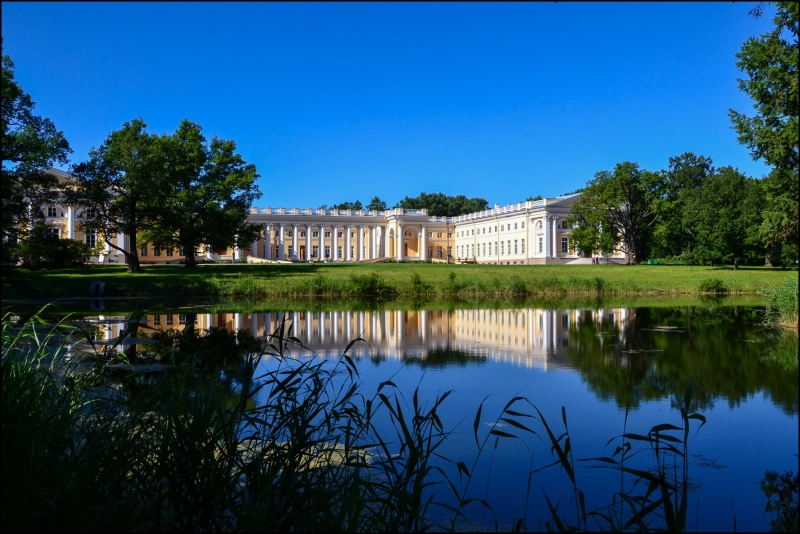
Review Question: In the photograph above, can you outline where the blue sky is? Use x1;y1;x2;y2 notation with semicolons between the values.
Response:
2;1;776;209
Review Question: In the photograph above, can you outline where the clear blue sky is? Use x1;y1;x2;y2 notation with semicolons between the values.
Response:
2;1;776;209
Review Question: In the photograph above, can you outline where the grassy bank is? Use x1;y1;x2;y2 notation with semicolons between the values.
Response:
2;262;796;300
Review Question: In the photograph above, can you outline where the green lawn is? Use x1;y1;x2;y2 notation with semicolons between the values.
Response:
2;262;796;300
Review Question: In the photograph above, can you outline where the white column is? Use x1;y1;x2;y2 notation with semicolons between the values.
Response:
368;226;376;259
397;310;404;343
421;224;428;260
320;225;327;259
551;217;557;258
332;225;339;261
345;312;352;341
357;225;364;261
67;205;75;239
306;224;312;261
544;216;551;259
332;311;339;343
384;226;391;258
234;236;242;260
250;236;257;258
265;225;272;259
396;223;403;260
251;313;258;337
278;224;286;260
206;245;213;260
117;231;126;258
292;224;299;261
421;310;427;342
344;225;351;261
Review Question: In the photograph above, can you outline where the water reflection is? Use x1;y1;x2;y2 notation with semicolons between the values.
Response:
80;305;797;414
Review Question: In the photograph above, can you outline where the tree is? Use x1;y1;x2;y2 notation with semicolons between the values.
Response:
330;200;363;211
566;162;665;264
682;166;765;266
366;196;387;211
2;45;71;245
393;192;488;217
730;2;798;263
70;119;162;273
651;153;714;258
144;120;261;268
526;195;543;201
15;221;93;269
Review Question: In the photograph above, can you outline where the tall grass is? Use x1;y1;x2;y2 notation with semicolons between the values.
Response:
765;277;799;327
4;309;725;531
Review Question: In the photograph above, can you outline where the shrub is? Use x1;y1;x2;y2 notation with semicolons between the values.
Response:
699;277;728;294
14;223;93;269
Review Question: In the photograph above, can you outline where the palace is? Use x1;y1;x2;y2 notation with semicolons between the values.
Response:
29;169;628;265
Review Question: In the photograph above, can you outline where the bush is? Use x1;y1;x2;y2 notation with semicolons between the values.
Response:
698;277;728;294
14;223;93;269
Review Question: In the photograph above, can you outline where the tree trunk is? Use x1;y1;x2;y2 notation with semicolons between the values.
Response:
184;243;198;268
127;232;142;273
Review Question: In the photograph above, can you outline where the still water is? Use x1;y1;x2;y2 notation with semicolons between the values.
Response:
94;303;797;531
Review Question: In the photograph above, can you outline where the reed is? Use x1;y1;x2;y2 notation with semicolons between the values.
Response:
3;309;743;532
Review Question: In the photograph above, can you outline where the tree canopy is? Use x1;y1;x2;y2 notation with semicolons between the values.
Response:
730;2;798;266
70;118;163;272
393;192;488;217
144;120;262;268
2;46;71;246
567;162;665;263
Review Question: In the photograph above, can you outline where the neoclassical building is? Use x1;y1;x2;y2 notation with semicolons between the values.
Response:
30;169;628;265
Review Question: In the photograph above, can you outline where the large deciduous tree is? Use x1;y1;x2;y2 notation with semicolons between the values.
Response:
682;166;765;266
567;162;665;264
650;153;714;258
70;118;163;273
144;120;261;268
2;46;71;244
730;2;798;264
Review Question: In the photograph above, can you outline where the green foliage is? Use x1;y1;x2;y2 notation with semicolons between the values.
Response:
698;277;728;294
760;168;799;266
567;162;665;263
1;46;72;242
761;469;799;532
143;120;262;268
765;276;799;326
393;192;489;217
69;118;163;273
13;222;93;269
366;196;388;211
682;166;766;265
729;1;798;173
330;200;363;210
651;153;715;258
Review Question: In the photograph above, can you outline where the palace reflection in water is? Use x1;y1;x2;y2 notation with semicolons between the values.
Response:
93;308;630;370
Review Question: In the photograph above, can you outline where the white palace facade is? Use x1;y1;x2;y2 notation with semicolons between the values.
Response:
33;169;628;265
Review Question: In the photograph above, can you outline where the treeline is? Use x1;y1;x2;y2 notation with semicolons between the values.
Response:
567;154;797;267
328;192;489;218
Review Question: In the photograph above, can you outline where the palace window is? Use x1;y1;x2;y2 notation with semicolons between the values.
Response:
85;208;95;219
501;242;504;255
448;233;452;238
437;232;443;238
288;246;293;258
428;232;433;238
447;246;452;258
313;231;319;237
140;246;147;256
312;245;319;258
521;239;525;253
338;231;343;238
501;225;504;231
49;227;60;238
153;246;161;257
562;237;569;253
166;248;173;257
324;245;331;258
166;315;174;326
514;240;518;254
437;246;443;258
325;231;331;237
428;246;433;258
153;315;161;326
47;206;58;217
521;222;524;228
179;314;186;325
300;231;306;237
538;237;543;253
337;246;342;257
508;240;511;254
514;223;518;230
84;231;97;248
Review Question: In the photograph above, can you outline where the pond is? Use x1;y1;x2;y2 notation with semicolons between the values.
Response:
26;300;800;531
